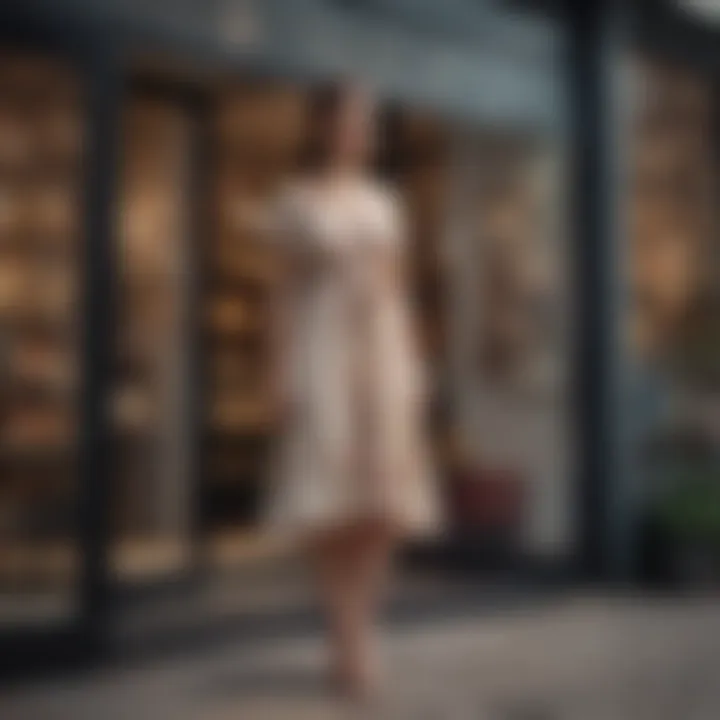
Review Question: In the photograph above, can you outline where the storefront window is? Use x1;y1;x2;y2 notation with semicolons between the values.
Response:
0;54;84;625
388;111;450;370
204;84;305;569
107;74;570;612
475;135;562;390
631;57;720;582
631;59;714;361
448;128;572;558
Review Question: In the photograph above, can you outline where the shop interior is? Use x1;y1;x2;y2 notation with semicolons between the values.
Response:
0;54;83;624
628;57;720;528
630;57;715;362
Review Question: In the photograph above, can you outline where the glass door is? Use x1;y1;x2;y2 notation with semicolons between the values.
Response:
110;91;197;590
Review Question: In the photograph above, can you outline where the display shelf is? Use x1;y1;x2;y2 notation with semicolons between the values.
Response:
630;58;713;357
0;444;75;467
210;252;278;287
0;434;76;458
0;54;82;594
208;400;277;436
201;83;306;535
206;293;268;337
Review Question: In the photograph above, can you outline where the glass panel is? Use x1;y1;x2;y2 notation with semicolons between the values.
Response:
630;58;720;585
630;59;714;361
392;112;450;370
0;54;84;626
444;129;573;561
203;85;305;570
384;111;452;485
111;98;195;584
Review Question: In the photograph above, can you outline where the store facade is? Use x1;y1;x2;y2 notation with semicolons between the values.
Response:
562;0;720;584
6;0;713;672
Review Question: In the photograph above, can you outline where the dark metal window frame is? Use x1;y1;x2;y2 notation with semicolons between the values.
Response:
111;75;212;610
565;0;720;581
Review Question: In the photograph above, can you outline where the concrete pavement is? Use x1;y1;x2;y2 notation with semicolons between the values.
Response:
3;594;720;719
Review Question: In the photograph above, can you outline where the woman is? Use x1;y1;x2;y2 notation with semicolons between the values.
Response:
265;81;440;700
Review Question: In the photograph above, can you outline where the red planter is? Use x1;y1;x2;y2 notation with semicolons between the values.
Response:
446;467;525;532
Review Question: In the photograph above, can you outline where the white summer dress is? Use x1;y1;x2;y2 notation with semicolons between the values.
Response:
264;179;440;538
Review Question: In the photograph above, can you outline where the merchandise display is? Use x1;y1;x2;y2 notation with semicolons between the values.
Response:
391;112;449;367
631;60;713;357
0;55;82;593
475;136;552;385
203;86;305;530
111;96;194;568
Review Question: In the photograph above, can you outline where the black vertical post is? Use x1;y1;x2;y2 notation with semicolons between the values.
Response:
713;84;720;272
78;43;121;653
567;0;634;580
189;91;213;570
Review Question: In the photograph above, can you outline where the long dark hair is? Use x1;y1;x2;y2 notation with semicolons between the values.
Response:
297;80;399;178
297;81;348;173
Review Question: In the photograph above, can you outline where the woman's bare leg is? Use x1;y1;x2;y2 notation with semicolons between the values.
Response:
310;519;398;699
309;526;363;694
347;519;398;693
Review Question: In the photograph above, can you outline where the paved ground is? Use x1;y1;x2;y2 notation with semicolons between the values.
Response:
3;593;720;719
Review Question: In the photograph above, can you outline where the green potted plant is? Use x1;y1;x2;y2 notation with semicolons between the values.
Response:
646;289;720;587
653;458;720;588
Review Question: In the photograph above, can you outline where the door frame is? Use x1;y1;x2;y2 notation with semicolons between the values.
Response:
109;75;213;609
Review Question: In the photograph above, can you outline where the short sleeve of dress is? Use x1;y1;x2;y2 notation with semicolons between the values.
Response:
379;184;408;256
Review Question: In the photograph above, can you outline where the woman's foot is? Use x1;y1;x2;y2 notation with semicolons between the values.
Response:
329;648;382;703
